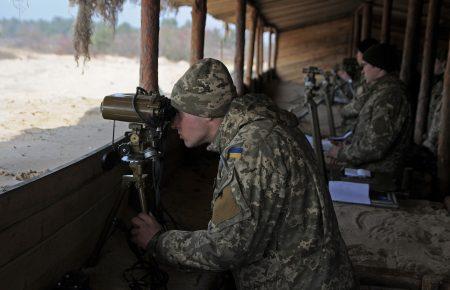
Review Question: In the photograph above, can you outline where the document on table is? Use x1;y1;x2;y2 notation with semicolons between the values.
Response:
328;181;371;205
329;130;353;141
305;135;333;152
344;168;371;178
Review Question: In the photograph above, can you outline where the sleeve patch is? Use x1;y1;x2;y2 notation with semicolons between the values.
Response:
211;186;240;224
228;147;243;159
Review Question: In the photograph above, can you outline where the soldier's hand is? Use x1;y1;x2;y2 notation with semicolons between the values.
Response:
337;70;351;82
131;212;162;249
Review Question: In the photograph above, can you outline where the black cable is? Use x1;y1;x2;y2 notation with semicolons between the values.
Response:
114;219;169;290
112;120;116;147
132;86;156;126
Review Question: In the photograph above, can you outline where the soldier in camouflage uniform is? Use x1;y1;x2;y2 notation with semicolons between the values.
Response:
338;38;378;134
131;58;356;289
422;48;448;155
328;44;412;175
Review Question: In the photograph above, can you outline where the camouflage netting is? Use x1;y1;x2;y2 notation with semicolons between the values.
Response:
69;0;178;64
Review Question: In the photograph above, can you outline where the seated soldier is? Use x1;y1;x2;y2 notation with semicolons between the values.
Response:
423;48;448;155
327;43;412;176
339;38;379;134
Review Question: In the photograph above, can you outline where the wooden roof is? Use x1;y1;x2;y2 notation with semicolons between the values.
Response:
172;0;361;32
171;0;450;33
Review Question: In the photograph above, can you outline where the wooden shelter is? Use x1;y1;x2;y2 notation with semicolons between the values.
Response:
1;0;450;289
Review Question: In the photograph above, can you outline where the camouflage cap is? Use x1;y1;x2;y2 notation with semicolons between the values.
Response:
170;58;237;118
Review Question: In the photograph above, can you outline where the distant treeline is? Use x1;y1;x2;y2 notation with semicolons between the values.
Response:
0;17;236;62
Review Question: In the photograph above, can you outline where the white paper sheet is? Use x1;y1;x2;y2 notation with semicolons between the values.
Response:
305;135;333;152
329;130;353;141
328;181;371;205
344;168;371;178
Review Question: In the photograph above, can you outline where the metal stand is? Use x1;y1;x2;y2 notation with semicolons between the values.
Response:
303;67;329;184
322;72;337;137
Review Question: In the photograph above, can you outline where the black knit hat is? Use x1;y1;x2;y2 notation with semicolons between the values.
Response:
363;43;399;72
357;38;379;53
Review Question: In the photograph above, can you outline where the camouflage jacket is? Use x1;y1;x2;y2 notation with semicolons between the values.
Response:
340;77;369;133
338;73;412;174
423;75;444;154
151;94;356;289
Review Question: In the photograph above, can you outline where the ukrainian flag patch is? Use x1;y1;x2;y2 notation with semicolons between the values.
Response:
228;147;243;159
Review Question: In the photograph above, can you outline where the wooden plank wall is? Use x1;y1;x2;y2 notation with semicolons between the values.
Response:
277;17;353;83
0;141;128;290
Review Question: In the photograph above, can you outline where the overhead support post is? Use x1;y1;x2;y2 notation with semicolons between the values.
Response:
400;0;423;86
361;1;372;40
352;10;362;56
414;0;442;144
438;40;450;197
259;20;264;74
235;0;246;96
268;29;273;70
273;29;279;72
255;17;262;77
190;0;207;65
140;0;160;92
380;0;392;43
245;7;257;87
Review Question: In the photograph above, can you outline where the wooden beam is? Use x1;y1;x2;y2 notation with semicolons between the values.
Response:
361;1;373;40
380;0;393;43
414;0;442;144
255;18;262;76
267;1;356;27
352;11;362;56
268;29;273;70
245;6;257;86
274;29;279;71
263;0;351;19
400;0;423;86
190;0;207;65
234;0;246;96
260;19;265;73
140;0;160;92
438;39;450;197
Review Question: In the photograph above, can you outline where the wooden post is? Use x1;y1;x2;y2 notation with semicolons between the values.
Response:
352;11;362;56
234;0;246;96
400;0;423;86
255;18;261;77
414;0;442;144
140;0;160;92
437;39;450;196
245;7;257;86
380;0;392;43
268;29;273;70
190;0;207;65
361;1;372;40
273;29;279;72
259;22;264;74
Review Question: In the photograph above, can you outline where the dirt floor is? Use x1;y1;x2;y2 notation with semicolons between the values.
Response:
85;148;450;290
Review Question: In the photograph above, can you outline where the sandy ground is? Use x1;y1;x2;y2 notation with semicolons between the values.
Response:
0;48;191;191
